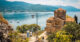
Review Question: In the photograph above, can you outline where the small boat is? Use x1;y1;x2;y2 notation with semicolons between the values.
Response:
17;21;20;23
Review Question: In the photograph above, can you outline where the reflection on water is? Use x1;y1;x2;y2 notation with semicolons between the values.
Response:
2;12;80;30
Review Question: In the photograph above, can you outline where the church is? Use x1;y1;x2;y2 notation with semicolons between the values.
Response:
45;8;75;33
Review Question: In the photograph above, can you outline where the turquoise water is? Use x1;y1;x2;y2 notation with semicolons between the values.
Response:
2;12;80;30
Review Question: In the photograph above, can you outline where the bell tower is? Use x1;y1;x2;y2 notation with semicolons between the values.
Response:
54;8;66;20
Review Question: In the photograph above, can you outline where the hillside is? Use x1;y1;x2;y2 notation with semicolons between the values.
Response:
0;0;80;12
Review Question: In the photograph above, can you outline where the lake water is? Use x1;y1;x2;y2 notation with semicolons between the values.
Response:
2;12;80;30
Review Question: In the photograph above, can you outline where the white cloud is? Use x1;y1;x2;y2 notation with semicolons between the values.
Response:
7;0;80;9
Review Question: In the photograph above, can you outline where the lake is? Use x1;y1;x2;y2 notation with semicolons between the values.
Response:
2;12;80;30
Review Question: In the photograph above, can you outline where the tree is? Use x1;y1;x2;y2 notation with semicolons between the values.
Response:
28;24;41;32
47;33;55;42
8;32;29;42
16;24;29;33
47;22;80;42
47;31;73;42
53;31;73;42
21;24;29;33
63;22;80;41
79;22;80;25
16;24;41;33
74;15;78;24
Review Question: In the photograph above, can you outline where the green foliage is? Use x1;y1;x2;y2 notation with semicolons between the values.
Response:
8;32;29;42
47;22;80;42
16;24;41;33
75;40;80;42
47;33;55;42
28;24;41;32
79;22;80;26
63;22;80;40
53;31;73;42
16;24;29;33
47;31;72;42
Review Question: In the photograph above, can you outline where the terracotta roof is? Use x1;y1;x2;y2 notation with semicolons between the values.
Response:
58;8;64;10
47;17;54;20
55;8;66;12
66;18;75;22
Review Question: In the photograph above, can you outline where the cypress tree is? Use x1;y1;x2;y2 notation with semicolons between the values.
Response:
74;15;78;24
79;22;80;25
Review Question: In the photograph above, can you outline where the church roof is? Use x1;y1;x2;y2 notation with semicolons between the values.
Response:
47;17;54;20
66;18;75;22
55;8;66;12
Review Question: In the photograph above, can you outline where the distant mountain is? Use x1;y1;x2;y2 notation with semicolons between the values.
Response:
0;0;80;12
56;6;80;12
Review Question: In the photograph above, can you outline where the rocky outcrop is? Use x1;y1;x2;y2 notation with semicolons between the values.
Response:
0;13;13;42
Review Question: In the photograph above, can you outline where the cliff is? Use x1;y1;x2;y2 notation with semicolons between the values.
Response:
0;13;13;42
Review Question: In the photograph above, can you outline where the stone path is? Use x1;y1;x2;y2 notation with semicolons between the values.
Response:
29;31;48;42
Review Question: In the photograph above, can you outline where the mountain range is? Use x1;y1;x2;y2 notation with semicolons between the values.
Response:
0;0;80;12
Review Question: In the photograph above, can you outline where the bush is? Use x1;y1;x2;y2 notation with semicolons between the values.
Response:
16;24;41;33
63;22;80;40
47;22;80;42
8;32;29;42
53;31;73;42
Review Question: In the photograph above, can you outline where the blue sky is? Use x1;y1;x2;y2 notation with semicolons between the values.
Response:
7;0;80;9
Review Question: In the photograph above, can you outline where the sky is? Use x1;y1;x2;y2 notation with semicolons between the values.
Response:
7;0;80;9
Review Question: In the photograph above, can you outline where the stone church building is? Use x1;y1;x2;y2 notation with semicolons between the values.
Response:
45;8;75;33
